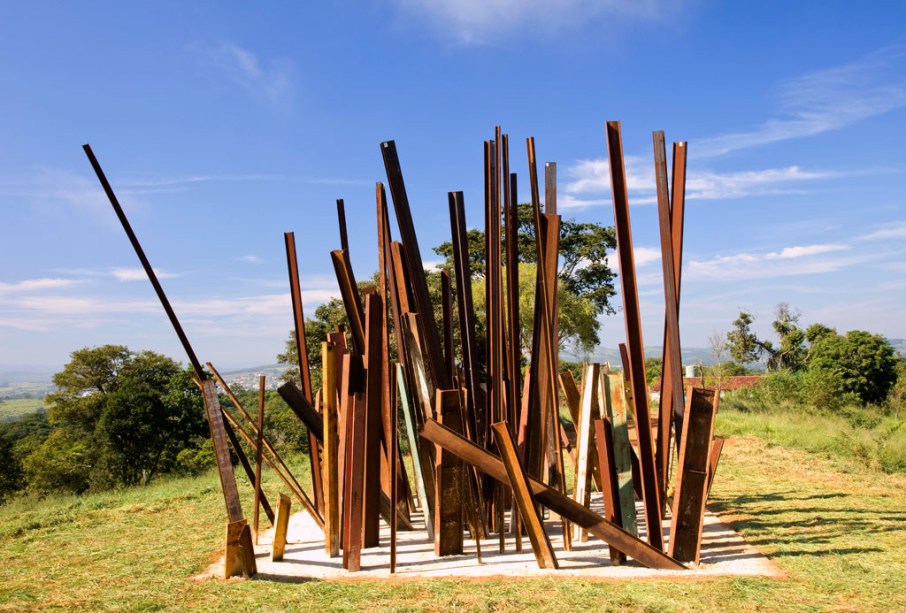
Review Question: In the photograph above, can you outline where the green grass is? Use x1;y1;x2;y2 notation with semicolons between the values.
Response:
2;435;906;611
716;404;906;474
0;398;44;421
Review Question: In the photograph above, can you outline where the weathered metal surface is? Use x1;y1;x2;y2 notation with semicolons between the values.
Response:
284;231;325;516
336;198;349;253
381;140;450;391
330;249;366;355
669;387;719;564
276;382;324;441
653;132;685;504
271;493;292;562
605;121;664;551
604;373;638;537
492;423;558;569
253;375;266;544
421;419;685;570
397;363;434;539
573;363;599;543
201;379;246;524
341;354;367;571
594;418;624;565
363;293;384;548
706;436;725;498
322;342;340;557
434;389;465;556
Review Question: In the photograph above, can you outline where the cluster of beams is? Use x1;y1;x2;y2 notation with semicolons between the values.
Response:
82;120;727;578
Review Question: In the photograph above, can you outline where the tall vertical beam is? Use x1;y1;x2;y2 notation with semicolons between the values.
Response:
669;387;719;564
397;363;434;539
284;232;325;516
253;375;266;544
331;249;366;355
653;132;685;502
605;122;664;551
322;342;340;557
573;363;598;541
604;373;638;537
341;355;367;571
434;389;465;556
363;293;384;547
336;198;349;253
657;141;688;495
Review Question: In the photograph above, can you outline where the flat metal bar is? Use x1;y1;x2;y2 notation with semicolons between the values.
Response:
200;380;245;523
322;342;340;557
604;373;638;537
341;354;367;571
381;141;450;390
706;436;725;498
593;418;625;565
573;363;598;542
434;389;465;556
492;422;558;569
669;387;719;563
330;249;366;355
253;375;266;543
363;293;384;547
605;121;664;550
421;419;685;570
653;131;685;502
284;231;324;516
83;144;205;379
277;382;324;441
397;363;435;539
336;198;349;253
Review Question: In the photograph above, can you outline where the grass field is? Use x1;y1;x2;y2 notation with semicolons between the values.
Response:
2;424;905;612
0;398;44;422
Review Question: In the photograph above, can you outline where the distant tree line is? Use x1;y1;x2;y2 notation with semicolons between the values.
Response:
0;345;306;504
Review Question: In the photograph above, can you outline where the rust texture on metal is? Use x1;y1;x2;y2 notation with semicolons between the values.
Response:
341;354;367;571
706;436;726;498
604;373;638;537
284;231;325;516
605;121;664;551
322;342;340;557
336;198;349;253
492;423;558;569
276;382;324;441
421;419;685;570
253;375;266;544
363;293;384;548
669;387;719;564
271;493;292;562
434;390;465;556
330;249;366;354
397;363;435;539
652;131;685;502
593;418;625;565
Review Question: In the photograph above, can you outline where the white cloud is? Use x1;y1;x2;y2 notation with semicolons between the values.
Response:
0;278;80;294
111;267;177;282
685;243;859;282
200;43;294;107
391;0;681;44
235;255;264;264
696;45;906;158
856;221;906;241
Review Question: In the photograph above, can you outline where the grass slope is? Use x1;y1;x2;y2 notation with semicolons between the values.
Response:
0;398;44;422
2;436;905;610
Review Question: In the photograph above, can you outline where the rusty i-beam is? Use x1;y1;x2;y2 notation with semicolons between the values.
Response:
604;123;664;551
83;144;256;578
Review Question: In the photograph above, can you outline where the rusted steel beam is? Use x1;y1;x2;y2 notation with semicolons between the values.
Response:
381;141;450;391
504;165;521;434
277;381;323;441
397;363;435;539
706;436;725;498
653;132;685;504
605;121;664;551
492;423;558;569
363;293;384;548
271;493;291;562
434;389;465;556
573;363;598;542
421;419;685;570
604;373;638;537
322;342;340;557
330;249;366;355
448;192;483;447
284;231;325;516
341;354;367;571
594;418;625;565
669;387;719;563
337;198;349;253
253;375;266;544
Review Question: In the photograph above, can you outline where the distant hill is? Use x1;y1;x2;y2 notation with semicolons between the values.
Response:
889;338;906;358
561;346;720;367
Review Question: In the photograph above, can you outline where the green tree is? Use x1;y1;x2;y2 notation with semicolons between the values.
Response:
27;346;207;493
726;311;763;364
645;357;663;386
808;330;898;405
726;305;807;371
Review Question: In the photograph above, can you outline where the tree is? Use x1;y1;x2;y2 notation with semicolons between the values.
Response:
708;330;728;383
27;346;207;493
726;311;762;364
433;202;617;317
726;305;807;371
808;330;898;405
645;357;663;386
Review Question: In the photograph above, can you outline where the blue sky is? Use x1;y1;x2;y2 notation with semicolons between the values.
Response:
1;1;904;370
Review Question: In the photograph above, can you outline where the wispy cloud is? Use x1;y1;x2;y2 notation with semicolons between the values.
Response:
696;45;906;158
0;278;81;294
234;255;264;264
685;243;859;282
392;0;681;45
199;43;295;107
111;268;177;282
561;158;838;209
856;221;906;241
